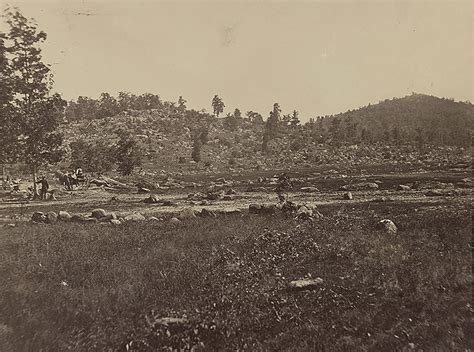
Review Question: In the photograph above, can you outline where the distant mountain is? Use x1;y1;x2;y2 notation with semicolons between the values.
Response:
314;94;473;146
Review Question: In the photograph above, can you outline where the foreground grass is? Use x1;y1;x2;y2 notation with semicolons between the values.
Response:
0;204;471;351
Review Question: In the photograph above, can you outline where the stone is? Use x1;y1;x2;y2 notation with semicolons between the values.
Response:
169;217;181;225
110;219;121;225
124;213;146;222
91;208;107;219
31;212;46;223
296;205;313;218
58;211;72;222
179;208;196;219
45;211;58;224
71;214;87;222
288;278;324;291
143;195;159;204
148;216;161;221
340;182;379;191
154;317;189;326
397;184;411;191
343;192;353;200
300;186;319;193
425;190;444;197
137;187;151;193
377;219;397;234
225;188;237;195
199;208;217;218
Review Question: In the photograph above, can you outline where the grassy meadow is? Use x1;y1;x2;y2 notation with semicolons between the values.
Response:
0;202;471;351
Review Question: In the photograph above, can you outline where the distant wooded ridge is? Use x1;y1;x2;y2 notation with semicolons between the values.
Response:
64;93;473;147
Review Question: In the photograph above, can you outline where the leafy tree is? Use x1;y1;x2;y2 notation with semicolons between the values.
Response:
113;129;144;176
96;92;119;118
212;95;225;117
246;111;263;124
70;139;115;175
3;8;66;195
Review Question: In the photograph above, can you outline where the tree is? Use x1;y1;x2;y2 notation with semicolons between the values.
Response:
191;136;202;163
290;110;300;127
261;103;281;153
113;129;144;176
3;8;66;196
246;111;263;124
212;95;225;117
177;96;187;112
96;92;119;118
70;139;115;175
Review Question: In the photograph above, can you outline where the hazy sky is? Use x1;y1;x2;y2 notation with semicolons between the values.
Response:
2;0;473;120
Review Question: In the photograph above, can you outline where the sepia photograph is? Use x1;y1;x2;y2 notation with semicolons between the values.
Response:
0;0;472;350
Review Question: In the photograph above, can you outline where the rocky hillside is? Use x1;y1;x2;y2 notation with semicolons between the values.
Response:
60;94;472;174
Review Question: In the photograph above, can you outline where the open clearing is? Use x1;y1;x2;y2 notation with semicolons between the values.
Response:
0;164;472;351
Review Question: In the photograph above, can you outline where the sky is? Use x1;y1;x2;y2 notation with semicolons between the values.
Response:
2;0;472;120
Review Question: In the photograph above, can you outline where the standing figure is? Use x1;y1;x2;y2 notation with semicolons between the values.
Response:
36;176;49;200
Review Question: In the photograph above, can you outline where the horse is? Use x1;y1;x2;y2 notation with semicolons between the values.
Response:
55;171;80;190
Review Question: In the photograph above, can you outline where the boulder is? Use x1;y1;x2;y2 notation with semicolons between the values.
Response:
124;213;146;222
58;211;72;222
137;187;151;194
99;213;117;222
179;208;196;220
343;192;353;200
340;182;379;191
296;205;313;218
169;217;181;225
225;188;237;195
249;204;261;214
31;212;46;223
45;211;58;224
288;278;324;291
199;208;217;218
71;214;87;222
300;186;319;193
148;216;161;221
260;204;277;214
143;195;160;204
110;219;121;225
377;219;397;234
91;208;107;219
397;184;411;191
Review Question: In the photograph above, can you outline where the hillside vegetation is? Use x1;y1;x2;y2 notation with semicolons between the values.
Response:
60;93;472;174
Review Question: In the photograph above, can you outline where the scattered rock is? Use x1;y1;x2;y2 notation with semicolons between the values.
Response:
31;212;46;223
124;213;146;222
148;216;161;221
137;187;151;193
154;317;189;326
425;190;445;197
58;210;72;222
198;208;217;218
300;186;319;193
179;208;196;220
71;214;87;222
397;184;411;191
225;188;237;195
169;217;181;225
288;278;324;291
45;211;58;224
343;192;353;200
377;219;397;234
91;208;107;219
110;219;121;225
340;182;379;191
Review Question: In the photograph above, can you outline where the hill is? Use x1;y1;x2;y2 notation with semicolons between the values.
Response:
60;93;472;174
313;93;472;146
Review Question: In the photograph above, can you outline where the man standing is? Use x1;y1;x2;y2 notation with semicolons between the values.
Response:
36;176;49;200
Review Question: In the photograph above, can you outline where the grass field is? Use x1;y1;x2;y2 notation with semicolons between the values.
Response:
0;202;472;351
